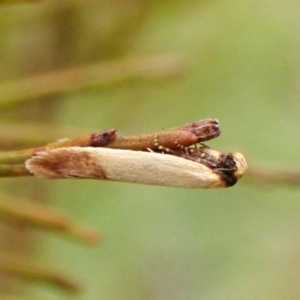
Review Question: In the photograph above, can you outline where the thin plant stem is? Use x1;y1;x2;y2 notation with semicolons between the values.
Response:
0;192;101;244
0;119;220;176
0;54;184;108
0;253;80;294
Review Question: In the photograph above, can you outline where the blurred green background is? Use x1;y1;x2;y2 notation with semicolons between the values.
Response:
0;0;300;299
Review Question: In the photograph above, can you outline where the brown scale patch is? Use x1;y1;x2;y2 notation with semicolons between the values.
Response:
28;148;107;179
62;149;107;178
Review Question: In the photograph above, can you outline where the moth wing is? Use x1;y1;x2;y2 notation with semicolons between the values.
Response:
26;147;224;189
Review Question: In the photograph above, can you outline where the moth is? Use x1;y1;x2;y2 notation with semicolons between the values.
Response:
25;145;247;189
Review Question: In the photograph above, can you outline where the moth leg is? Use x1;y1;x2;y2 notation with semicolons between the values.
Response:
199;142;210;148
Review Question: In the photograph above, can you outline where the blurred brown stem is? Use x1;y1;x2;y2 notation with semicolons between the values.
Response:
246;167;300;186
0;122;87;150
0;192;101;244
0;54;184;108
0;253;80;294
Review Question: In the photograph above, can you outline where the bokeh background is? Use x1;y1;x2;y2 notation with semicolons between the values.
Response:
0;0;300;299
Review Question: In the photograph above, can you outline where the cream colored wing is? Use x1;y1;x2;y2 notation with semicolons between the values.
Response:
26;147;232;189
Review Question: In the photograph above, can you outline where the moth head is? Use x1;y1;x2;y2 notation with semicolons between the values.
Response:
229;152;247;179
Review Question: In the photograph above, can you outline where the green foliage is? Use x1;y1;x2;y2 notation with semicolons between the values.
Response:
0;1;300;299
